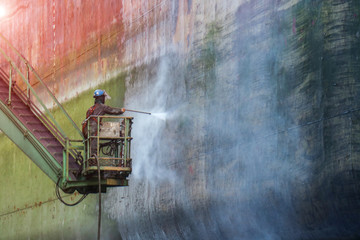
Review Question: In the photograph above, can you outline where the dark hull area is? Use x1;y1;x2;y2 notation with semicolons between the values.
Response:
0;1;359;239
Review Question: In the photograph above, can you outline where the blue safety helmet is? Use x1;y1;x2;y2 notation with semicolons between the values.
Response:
93;89;111;100
93;89;105;98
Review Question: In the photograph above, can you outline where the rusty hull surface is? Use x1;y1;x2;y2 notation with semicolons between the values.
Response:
0;0;360;239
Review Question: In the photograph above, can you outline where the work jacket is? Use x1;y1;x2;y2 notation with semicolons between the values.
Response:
85;103;124;137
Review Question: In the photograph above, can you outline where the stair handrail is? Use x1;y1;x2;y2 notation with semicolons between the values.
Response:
0;68;66;145
0;33;84;139
0;50;68;137
0;65;81;172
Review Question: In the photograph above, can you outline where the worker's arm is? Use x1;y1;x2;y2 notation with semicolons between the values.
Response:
103;105;125;115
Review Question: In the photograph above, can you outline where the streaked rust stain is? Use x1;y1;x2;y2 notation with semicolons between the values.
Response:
0;0;125;96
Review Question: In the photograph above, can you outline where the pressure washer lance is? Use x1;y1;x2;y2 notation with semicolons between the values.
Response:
125;109;152;115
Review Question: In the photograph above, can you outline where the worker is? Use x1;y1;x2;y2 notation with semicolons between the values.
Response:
82;89;125;157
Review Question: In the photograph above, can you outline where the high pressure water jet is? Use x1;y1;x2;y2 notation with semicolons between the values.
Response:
152;113;167;120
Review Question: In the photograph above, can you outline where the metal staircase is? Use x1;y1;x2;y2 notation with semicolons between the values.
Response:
0;68;80;182
0;32;83;185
